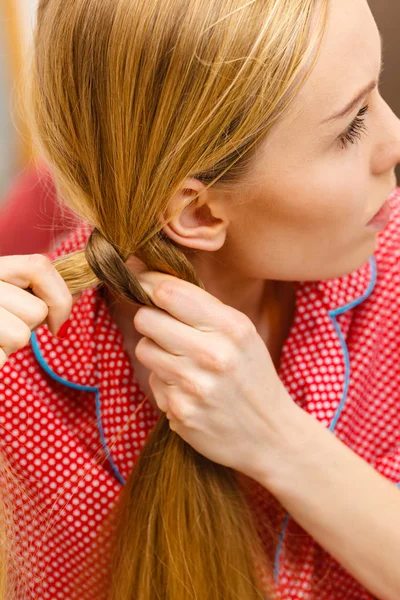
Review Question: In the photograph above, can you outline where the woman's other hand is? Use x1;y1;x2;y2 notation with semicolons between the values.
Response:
0;254;81;369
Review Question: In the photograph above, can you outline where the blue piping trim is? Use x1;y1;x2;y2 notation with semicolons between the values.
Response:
273;513;290;580
328;256;377;432
273;256;377;584
30;331;126;486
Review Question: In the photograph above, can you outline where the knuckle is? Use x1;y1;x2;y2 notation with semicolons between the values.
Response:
154;281;175;303
27;255;73;313
213;351;236;373
224;311;255;343
182;376;203;399
197;375;216;397
200;345;236;373
168;394;193;426
28;253;53;273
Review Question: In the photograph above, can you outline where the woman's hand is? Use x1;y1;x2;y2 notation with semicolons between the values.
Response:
134;270;297;481
0;254;81;368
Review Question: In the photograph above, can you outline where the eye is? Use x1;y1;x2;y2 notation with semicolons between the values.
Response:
337;104;369;150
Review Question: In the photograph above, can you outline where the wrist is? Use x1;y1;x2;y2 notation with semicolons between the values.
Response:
252;392;320;492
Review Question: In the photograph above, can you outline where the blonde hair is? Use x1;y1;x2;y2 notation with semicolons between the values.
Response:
12;0;329;597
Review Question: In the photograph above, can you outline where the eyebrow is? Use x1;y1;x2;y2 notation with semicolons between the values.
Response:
321;32;384;125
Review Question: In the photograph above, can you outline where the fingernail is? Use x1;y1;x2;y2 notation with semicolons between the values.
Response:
57;318;71;340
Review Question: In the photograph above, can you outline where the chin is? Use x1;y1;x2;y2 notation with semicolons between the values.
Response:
337;241;378;279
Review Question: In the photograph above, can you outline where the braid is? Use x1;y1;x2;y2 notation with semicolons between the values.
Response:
85;225;268;599
85;226;206;308
84;227;158;308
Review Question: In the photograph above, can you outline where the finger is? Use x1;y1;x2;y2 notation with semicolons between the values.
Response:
134;306;205;357
135;336;182;383
148;371;193;426
0;254;73;335
0;305;33;358
0;280;50;331
148;371;169;414
139;272;229;331
35;291;82;330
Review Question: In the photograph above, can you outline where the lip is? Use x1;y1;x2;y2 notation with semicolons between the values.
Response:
366;199;392;229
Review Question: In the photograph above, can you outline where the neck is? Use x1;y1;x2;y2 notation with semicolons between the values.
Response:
101;256;296;357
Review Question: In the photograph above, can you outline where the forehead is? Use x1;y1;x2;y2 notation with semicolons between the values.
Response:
283;0;381;129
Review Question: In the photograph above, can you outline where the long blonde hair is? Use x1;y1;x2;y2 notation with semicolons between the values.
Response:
12;0;329;597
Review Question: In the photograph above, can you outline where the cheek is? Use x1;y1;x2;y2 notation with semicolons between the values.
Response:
230;199;371;283
320;152;370;213
289;159;369;226
230;150;375;280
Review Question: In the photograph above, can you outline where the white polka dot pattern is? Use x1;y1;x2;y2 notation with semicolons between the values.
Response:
0;187;398;599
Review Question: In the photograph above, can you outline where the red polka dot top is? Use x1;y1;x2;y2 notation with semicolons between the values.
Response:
0;188;399;599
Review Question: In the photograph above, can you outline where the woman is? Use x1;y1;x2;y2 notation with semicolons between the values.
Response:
0;0;399;597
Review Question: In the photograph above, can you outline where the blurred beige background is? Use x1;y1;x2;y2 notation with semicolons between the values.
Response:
368;0;400;179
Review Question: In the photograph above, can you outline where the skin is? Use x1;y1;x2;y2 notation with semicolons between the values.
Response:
104;0;400;388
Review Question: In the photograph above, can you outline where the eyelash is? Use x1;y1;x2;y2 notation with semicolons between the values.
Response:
337;104;369;150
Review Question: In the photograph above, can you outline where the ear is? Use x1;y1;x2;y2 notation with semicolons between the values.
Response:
161;177;229;252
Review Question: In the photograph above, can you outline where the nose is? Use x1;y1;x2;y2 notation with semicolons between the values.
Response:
371;98;400;178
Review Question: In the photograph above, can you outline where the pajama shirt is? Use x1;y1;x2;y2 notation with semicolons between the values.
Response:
0;188;399;599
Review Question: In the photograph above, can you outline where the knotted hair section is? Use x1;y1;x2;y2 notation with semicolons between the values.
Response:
84;226;206;309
